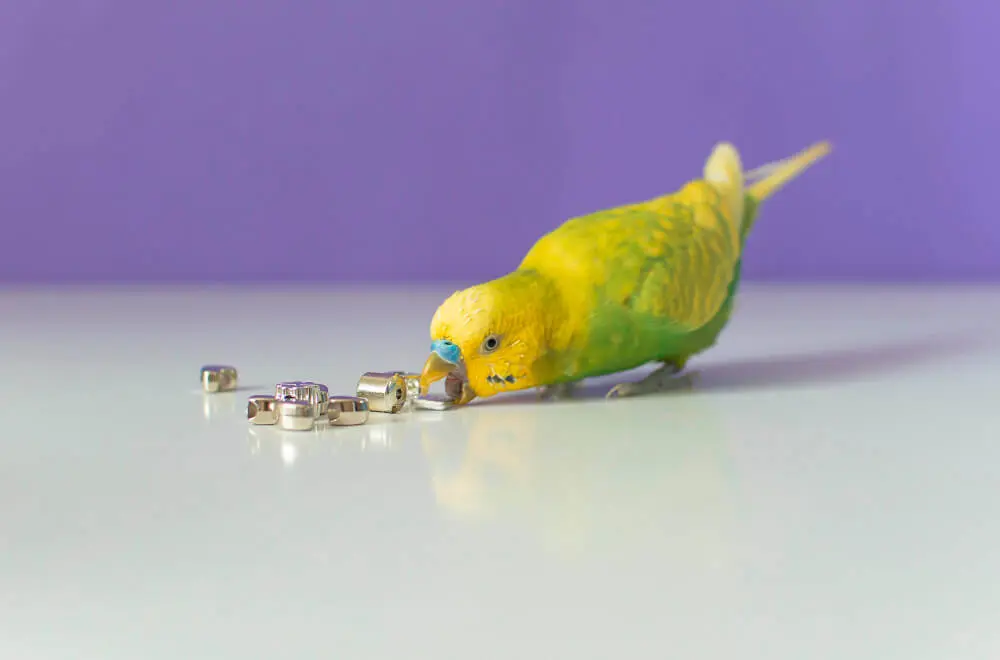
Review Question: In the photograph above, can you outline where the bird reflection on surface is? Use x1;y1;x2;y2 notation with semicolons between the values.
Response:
419;374;742;565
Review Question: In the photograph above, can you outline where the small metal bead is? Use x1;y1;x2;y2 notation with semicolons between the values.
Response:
201;365;238;393
278;400;315;431
401;373;422;409
314;384;330;417
247;395;279;425
275;381;314;403
327;396;370;426
355;372;407;413
412;394;455;411
275;381;327;418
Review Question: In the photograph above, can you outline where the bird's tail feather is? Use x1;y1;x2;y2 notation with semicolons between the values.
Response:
703;140;832;245
702;142;746;241
744;140;832;203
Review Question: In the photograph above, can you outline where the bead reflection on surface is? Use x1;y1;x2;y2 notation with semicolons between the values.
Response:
362;424;393;451
243;417;410;465
280;441;298;466
201;392;240;421
244;426;327;467
248;428;262;456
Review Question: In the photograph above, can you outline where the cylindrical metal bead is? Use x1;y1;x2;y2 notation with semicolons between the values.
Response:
355;372;407;413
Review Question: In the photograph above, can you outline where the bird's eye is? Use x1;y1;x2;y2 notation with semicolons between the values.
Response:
481;335;500;353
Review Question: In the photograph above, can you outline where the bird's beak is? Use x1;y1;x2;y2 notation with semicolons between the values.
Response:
419;352;455;393
419;351;477;405
451;379;477;405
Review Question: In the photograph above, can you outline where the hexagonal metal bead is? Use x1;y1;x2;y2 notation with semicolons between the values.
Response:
201;365;238;393
247;395;279;425
327;396;370;426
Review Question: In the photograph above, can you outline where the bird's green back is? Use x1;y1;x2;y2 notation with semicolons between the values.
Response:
519;185;760;383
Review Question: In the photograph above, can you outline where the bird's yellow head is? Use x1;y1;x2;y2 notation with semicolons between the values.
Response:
419;270;557;405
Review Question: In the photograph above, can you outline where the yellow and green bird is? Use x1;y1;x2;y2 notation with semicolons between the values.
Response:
419;140;832;403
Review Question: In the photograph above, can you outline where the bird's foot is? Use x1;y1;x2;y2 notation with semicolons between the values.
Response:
538;382;577;401
606;362;685;400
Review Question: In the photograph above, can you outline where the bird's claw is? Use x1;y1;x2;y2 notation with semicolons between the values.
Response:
605;363;690;400
605;383;637;399
538;382;577;401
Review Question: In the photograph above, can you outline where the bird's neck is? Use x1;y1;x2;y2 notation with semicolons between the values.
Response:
501;267;573;352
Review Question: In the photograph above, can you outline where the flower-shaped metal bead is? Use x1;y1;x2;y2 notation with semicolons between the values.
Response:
313;383;330;417
275;381;327;418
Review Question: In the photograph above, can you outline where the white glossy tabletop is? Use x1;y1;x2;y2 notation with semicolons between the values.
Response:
2;284;999;659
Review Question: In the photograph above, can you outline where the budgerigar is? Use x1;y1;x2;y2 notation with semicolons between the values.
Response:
419;140;832;403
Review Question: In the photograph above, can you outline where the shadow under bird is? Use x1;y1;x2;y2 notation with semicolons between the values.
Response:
419;140;832;404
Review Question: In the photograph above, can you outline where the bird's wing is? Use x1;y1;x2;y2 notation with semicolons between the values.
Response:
532;181;740;333
520;180;743;337
619;181;742;330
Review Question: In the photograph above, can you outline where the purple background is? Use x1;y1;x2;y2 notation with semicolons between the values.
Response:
1;0;997;284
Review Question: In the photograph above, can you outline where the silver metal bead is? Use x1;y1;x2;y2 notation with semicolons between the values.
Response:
314;384;330;417
355;372;407;413
412;394;456;411
247;395;279;425
327;396;370;426
400;372;422;410
201;365;238;393
275;381;314;403
278;400;315;431
275;381;327;418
